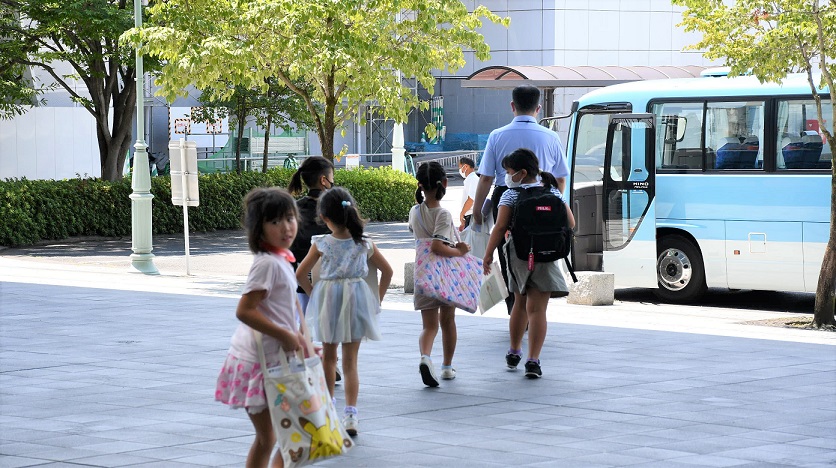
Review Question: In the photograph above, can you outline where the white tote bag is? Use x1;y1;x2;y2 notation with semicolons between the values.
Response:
464;227;491;260
254;331;353;467
479;262;509;314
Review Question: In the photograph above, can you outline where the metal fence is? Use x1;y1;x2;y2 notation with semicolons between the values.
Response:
191;150;483;177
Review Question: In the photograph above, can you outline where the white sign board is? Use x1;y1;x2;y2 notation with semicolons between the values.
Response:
345;153;360;169
169;107;229;149
168;140;200;207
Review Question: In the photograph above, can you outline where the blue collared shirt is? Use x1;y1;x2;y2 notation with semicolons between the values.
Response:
477;116;568;185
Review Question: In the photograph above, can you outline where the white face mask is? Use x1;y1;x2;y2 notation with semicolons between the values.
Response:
505;171;522;188
458;169;467;178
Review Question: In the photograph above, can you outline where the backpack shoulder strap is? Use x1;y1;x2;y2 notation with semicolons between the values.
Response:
508;186;525;228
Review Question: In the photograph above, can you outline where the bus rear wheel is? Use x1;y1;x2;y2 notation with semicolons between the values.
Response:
654;235;706;303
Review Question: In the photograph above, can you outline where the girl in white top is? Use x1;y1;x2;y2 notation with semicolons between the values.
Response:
296;187;393;437
408;161;471;387
483;148;575;380
215;187;310;468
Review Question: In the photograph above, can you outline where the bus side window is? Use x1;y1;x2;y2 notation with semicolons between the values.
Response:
654;103;703;170
777;99;832;170
706;101;764;170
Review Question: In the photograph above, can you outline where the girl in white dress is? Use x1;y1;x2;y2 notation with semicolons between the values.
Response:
295;187;392;437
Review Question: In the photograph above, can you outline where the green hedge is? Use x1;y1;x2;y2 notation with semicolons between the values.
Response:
0;167;416;247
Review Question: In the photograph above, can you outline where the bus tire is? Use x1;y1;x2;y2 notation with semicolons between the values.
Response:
654;235;707;303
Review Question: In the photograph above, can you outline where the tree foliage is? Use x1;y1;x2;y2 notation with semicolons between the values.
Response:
191;81;315;173
674;0;836;326
122;0;509;160
0;0;152;181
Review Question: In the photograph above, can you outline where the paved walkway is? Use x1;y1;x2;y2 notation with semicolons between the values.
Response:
1;189;835;466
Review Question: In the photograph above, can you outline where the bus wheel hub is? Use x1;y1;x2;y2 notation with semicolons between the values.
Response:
658;249;692;291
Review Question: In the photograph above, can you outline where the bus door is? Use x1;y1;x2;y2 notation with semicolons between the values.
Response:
602;114;657;287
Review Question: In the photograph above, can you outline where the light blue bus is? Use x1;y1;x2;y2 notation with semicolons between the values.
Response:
560;73;832;302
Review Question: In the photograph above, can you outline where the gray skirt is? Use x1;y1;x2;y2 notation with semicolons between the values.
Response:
414;292;452;311
504;237;568;295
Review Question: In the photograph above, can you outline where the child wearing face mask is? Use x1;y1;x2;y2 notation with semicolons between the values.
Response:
288;156;335;312
482;148;575;380
457;156;479;231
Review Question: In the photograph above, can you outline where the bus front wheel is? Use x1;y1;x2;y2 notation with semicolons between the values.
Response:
655;235;707;303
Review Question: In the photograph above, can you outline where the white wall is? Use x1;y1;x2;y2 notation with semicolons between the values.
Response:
442;0;717;78
0;107;100;180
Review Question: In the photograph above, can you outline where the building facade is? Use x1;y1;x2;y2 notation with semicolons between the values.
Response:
0;1;719;180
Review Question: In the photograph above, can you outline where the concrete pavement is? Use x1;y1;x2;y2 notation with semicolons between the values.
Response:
1;186;835;467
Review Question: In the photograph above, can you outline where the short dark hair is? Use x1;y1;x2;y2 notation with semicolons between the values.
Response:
459;156;475;168
512;85;540;114
243;187;299;253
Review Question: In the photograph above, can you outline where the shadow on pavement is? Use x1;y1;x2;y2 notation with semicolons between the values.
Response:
616;287;815;314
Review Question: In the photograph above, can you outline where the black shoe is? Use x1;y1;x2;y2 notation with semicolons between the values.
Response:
335;368;342;383
505;352;522;369
524;360;542;379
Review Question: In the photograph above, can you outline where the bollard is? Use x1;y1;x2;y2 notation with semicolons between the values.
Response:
404;262;415;294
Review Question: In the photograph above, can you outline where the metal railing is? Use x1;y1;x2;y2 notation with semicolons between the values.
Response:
189;150;482;176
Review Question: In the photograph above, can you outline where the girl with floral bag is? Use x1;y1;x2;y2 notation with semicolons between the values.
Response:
408;161;472;387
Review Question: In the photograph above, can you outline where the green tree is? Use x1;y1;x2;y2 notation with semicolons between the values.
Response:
122;0;508;161
674;0;835;327
192;81;314;173
0;0;152;181
1;5;47;118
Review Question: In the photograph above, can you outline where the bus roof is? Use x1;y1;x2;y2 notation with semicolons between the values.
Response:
577;73;827;109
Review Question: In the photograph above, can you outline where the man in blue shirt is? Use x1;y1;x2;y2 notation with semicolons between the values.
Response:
472;85;569;313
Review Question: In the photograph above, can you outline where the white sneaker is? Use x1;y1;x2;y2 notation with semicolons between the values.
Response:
343;413;358;437
440;367;456;380
419;356;439;387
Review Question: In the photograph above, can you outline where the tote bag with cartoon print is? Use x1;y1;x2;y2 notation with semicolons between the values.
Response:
254;331;353;467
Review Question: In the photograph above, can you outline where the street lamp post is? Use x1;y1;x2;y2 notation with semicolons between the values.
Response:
129;0;159;275
390;10;406;173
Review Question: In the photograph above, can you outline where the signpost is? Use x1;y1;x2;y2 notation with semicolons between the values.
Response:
168;139;200;275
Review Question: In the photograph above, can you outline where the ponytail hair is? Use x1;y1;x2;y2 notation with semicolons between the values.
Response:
288;156;334;195
415;161;447;204
539;171;558;190
501;148;559;191
317;187;366;244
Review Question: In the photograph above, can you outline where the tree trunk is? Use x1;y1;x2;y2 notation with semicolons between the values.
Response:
318;128;335;161
318;95;337;161
813;161;836;327
235;101;246;174
111;79;136;181
814;241;836;327
94;115;114;180
263;113;272;173
88;62;135;182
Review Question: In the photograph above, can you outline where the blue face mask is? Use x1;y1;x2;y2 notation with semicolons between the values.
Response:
504;171;522;188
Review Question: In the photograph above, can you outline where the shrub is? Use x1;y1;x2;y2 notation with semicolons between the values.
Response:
335;167;416;221
0;167;415;247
